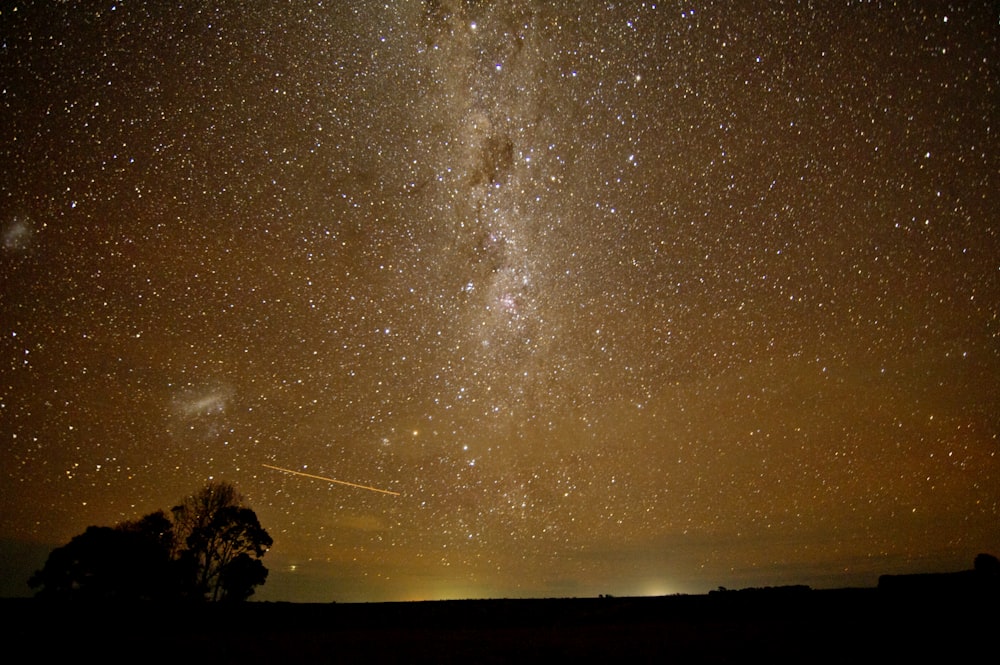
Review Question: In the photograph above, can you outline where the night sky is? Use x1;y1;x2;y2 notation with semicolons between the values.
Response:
2;1;997;602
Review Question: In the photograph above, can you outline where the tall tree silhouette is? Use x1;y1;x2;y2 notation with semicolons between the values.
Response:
172;482;272;601
170;481;243;558
180;502;272;601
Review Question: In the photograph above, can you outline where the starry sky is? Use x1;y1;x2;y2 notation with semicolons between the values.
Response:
1;1;997;602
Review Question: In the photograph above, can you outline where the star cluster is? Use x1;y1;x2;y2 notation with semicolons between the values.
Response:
1;1;997;601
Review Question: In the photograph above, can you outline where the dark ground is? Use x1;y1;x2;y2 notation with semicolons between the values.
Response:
4;587;994;664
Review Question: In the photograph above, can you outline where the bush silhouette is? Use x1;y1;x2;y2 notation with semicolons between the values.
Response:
974;553;999;577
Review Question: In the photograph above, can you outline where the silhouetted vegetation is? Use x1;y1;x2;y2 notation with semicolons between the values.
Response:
974;552;1000;577
172;483;272;601
29;481;271;602
878;553;1000;596
26;512;176;601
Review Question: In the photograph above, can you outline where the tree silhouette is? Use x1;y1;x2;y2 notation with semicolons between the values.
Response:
28;511;176;601
170;480;242;558
181;503;273;601
118;509;176;554
171;482;272;600
29;482;271;602
218;552;269;602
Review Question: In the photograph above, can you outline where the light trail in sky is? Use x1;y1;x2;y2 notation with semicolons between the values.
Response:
262;464;400;496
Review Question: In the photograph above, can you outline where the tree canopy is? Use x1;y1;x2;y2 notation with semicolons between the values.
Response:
173;484;273;601
29;481;271;602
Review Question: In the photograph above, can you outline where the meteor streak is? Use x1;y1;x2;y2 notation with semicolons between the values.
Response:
262;464;400;496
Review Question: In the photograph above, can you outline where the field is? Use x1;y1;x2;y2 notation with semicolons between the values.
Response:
6;587;991;663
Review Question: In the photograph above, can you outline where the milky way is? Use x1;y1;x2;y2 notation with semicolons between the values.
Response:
1;1;997;601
